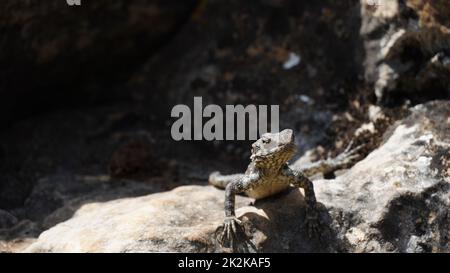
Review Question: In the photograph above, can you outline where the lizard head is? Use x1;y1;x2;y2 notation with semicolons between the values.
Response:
250;129;296;168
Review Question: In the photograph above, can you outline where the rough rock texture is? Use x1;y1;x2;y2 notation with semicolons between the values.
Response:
0;0;197;125
24;101;450;253
25;186;249;253
313;100;450;252
360;0;450;104
25;184;339;253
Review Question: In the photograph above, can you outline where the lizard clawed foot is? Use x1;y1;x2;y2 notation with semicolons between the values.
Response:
333;140;364;167
215;217;256;253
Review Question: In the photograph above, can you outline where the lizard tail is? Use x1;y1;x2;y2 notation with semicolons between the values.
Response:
208;172;243;189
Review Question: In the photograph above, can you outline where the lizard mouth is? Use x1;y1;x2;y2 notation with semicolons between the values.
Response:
250;143;296;162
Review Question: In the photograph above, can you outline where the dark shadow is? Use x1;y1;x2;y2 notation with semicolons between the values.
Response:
240;187;348;253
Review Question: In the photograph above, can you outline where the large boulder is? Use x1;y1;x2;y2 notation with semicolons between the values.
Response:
24;100;450;253
24;186;251;253
24;184;337;253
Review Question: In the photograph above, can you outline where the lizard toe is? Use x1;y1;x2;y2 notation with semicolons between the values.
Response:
215;217;255;253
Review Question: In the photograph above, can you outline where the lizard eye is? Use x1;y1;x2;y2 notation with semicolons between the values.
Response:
252;145;260;153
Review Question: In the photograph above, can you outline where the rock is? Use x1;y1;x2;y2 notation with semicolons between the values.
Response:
15;174;174;229
313;100;450;252
360;0;450;104
24;101;450;253
24;186;247;253
0;0;197;126
24;184;341;253
0;210;18;229
0;220;39;253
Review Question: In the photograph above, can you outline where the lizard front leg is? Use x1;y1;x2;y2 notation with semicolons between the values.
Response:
215;172;259;252
209;172;244;189
282;165;321;238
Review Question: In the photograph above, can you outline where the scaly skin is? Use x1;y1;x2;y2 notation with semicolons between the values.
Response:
209;129;362;252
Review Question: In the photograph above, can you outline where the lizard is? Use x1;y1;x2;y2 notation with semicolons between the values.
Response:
209;129;363;252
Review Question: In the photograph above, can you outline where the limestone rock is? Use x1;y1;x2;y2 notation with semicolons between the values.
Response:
25;186;250;253
314;100;450;252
